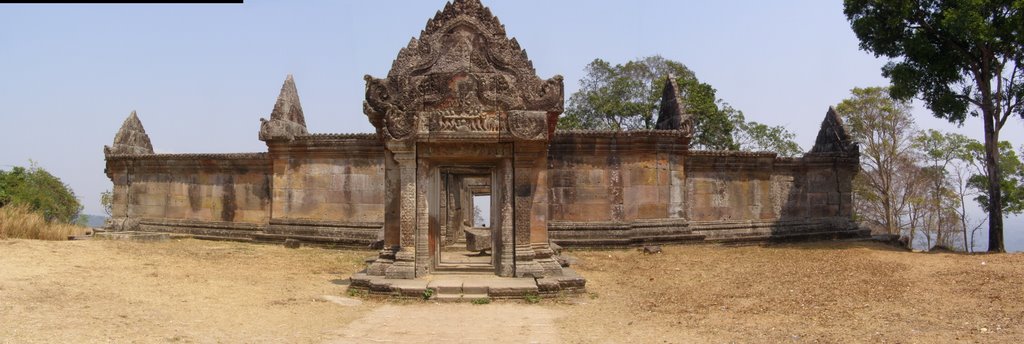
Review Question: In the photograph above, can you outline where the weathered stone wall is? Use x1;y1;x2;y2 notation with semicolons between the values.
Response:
105;132;862;247
545;131;864;247
261;134;386;246
683;152;860;243
548;131;688;222
546;131;699;246
104;153;271;239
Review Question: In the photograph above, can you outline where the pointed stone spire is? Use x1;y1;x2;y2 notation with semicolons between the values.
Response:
270;74;306;126
104;110;154;156
655;74;693;136
259;74;309;141
810;107;857;154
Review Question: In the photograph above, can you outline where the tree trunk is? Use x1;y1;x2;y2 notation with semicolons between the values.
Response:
960;190;970;253
983;110;1005;253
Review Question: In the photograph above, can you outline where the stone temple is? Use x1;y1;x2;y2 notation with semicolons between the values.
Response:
103;0;864;295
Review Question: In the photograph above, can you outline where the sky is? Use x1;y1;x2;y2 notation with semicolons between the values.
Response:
1;0;1021;250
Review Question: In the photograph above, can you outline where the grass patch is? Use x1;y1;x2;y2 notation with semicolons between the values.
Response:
0;204;88;240
347;288;367;298
524;293;541;304
471;297;491;305
422;288;434;300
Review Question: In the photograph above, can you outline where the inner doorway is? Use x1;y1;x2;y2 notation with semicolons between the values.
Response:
435;168;495;272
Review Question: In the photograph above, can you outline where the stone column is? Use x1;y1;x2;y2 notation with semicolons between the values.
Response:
496;157;516;277
382;142;417;279
367;148;400;276
512;142;546;278
414;157;431;277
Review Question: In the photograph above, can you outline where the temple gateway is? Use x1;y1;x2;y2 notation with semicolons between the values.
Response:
104;0;864;294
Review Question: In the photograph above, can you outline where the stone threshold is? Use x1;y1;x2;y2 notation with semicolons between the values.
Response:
349;269;586;301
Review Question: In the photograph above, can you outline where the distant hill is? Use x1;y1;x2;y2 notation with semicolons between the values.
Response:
81;214;107;228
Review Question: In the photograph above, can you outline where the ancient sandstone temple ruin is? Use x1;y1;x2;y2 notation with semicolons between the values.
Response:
104;0;864;288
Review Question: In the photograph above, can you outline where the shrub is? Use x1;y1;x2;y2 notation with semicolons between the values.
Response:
0;162;83;223
0;204;88;240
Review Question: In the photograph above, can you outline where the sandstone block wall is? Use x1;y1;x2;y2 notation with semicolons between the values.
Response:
261;134;385;245
544;132;863;247
105;153;271;239
105;133;862;247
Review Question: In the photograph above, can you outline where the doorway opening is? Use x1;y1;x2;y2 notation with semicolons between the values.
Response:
435;169;495;272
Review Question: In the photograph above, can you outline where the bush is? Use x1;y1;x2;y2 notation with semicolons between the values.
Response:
0;204;88;240
0;162;83;223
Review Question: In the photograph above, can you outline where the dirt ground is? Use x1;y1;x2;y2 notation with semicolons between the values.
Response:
1;239;1021;343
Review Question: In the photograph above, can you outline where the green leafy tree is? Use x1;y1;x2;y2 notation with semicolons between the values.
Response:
0;162;83;224
727;105;803;157
558;55;737;150
844;0;1024;252
913;129;976;250
966;140;1024;216
835;87;918;236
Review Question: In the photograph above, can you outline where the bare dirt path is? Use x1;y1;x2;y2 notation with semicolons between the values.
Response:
2;238;1023;343
327;304;562;343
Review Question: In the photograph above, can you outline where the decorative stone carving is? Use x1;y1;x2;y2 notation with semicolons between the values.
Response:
104;111;154;156
363;0;563;142
508;111;547;140
259;74;309;141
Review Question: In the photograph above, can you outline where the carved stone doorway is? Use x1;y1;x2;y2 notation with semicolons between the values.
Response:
433;167;496;273
416;143;515;277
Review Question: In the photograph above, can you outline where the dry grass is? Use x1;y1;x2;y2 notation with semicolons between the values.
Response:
1;239;1022;343
0;204;89;240
558;242;1024;343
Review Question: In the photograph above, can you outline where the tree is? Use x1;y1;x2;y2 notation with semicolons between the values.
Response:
844;0;1024;252
473;205;485;228
0;162;83;224
914;130;985;251
727;105;803;157
100;190;113;217
835;87;918;236
966;140;1024;217
558;55;737;150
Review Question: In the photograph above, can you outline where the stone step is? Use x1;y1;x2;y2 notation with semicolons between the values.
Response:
349;273;578;300
427;279;463;295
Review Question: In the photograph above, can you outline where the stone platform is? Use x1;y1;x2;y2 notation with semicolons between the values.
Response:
349;270;586;301
93;231;171;242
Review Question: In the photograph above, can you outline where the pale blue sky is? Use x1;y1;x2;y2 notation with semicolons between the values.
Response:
1;0;1021;249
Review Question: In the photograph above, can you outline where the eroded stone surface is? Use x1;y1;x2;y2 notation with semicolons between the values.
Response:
259;74;309;141
104;111;154;156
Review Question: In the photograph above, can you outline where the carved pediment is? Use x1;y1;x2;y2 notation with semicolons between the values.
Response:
364;0;562;142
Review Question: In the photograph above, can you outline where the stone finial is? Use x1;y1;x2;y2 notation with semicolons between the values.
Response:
259;74;309;141
271;74;306;126
654;75;694;139
809;107;857;155
104;110;154;156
